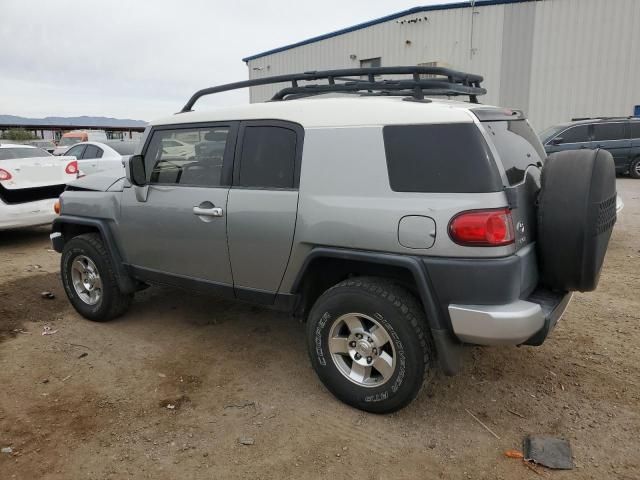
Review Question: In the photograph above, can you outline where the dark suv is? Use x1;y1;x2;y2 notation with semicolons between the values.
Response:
540;117;640;178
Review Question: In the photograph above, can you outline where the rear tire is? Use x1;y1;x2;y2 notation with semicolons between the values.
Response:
630;157;640;179
61;233;133;322
306;277;434;413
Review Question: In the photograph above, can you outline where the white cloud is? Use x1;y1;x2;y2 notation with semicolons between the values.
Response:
0;0;455;120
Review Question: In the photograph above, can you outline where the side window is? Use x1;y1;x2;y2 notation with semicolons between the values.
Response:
145;127;229;187
83;145;100;159
66;144;86;158
95;147;103;159
560;125;590;144
237;126;297;189
360;57;381;68
384;124;502;192
630;122;640;139
594;123;627;141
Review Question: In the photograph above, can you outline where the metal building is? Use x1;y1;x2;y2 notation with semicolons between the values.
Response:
243;0;640;130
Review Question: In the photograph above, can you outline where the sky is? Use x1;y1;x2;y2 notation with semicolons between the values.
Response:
0;0;459;121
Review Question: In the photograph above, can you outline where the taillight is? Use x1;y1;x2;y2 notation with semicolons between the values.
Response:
0;168;12;181
449;208;515;246
65;161;78;175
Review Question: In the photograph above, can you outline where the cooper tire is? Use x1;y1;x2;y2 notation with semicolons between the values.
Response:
537;149;616;292
630;157;640;179
307;277;434;413
61;233;133;322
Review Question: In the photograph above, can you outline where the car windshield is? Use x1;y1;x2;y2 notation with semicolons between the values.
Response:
538;125;566;144
31;141;55;148
0;147;51;160
107;142;139;155
60;136;82;146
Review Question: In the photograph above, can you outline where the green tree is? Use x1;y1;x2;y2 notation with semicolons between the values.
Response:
1;128;37;141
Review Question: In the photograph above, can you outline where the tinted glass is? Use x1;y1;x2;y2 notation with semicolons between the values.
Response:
483;120;546;185
560;125;590;143
630;122;640;139
60;136;82;146
146;127;228;187
65;145;85;158
107;142;138;155
539;125;565;144
0;147;50;160
383;123;502;193
594;122;627;141
238;126;297;189
83;145;101;159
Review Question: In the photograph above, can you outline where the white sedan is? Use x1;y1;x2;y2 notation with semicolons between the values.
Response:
0;143;77;230
63;141;138;177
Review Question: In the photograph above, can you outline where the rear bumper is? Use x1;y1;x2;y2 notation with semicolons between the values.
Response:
0;198;57;230
449;290;572;345
420;243;573;347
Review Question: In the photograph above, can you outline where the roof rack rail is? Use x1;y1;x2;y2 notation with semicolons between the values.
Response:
180;66;486;112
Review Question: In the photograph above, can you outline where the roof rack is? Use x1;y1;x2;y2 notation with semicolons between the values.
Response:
180;66;486;112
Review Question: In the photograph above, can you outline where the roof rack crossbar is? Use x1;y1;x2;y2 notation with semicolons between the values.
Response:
180;66;485;112
269;79;486;101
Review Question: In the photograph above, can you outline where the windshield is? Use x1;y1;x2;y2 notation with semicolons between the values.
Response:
108;142;139;155
30;141;55;148
538;125;566;144
0;147;51;160
483;120;546;186
60;136;82;146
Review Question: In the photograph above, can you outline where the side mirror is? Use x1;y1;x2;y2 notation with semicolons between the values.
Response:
549;137;564;145
127;154;147;186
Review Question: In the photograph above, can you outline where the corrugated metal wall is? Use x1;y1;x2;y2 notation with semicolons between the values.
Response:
246;0;640;130
528;0;640;129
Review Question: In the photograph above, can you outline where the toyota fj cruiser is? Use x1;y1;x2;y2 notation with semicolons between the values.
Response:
51;67;617;413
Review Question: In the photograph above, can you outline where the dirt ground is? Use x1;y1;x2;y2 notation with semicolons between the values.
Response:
1;179;638;480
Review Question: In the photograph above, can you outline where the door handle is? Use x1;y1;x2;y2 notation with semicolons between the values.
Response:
193;206;224;217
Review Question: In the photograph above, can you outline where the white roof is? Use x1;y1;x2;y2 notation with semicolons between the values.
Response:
0;143;37;148
150;96;485;129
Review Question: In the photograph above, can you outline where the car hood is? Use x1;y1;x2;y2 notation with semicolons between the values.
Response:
67;172;126;192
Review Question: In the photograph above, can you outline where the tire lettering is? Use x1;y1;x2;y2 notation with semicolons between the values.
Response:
364;391;389;403
315;312;332;366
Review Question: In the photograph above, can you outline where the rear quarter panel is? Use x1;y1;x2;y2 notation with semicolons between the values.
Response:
280;126;511;292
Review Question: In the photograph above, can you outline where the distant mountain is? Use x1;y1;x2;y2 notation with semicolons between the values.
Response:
0;115;147;127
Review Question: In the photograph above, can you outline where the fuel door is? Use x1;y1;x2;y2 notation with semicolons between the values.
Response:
398;215;437;249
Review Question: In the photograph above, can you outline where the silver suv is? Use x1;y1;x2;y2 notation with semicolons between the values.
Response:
51;67;617;413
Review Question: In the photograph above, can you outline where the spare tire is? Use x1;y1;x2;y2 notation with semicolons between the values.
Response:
537;149;616;292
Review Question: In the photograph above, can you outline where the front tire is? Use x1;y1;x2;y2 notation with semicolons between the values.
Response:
306;277;434;413
61;233;132;322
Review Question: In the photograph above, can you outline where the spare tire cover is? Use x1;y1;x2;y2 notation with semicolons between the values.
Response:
537;149;616;292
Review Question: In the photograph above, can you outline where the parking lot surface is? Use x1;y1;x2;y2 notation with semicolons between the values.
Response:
1;179;639;479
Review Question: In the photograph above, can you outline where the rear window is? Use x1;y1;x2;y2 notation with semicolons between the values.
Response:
0;147;51;160
383;123;502;193
483;120;546;185
593;122;627;141
237;126;297;189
